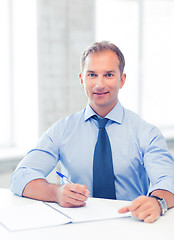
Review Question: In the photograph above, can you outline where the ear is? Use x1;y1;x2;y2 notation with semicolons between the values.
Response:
79;73;84;88
120;73;126;89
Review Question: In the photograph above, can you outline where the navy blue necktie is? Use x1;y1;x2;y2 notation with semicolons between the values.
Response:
93;116;116;199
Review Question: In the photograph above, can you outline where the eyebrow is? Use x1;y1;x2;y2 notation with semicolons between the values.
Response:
104;71;116;74
86;70;116;73
86;71;95;73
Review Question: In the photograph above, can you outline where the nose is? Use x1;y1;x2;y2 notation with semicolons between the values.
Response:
95;75;104;90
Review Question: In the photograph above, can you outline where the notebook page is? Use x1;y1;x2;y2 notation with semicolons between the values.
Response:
0;201;71;231
45;197;131;223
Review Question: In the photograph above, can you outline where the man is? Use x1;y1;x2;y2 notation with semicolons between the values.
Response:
11;41;174;223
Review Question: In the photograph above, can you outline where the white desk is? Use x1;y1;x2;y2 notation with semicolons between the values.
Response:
0;188;174;240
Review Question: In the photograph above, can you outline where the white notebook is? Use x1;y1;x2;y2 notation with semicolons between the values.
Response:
0;198;131;231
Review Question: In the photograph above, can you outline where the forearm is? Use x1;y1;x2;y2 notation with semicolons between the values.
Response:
150;189;174;210
22;178;90;207
22;179;59;202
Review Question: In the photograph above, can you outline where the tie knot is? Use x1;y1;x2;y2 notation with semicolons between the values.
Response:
92;116;108;129
98;118;108;129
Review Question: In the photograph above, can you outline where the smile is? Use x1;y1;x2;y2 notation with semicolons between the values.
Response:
94;92;109;96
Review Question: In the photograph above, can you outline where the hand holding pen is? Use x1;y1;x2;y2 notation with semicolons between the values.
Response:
56;171;90;208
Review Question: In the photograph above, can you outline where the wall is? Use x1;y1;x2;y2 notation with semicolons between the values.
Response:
37;0;95;134
0;0;95;188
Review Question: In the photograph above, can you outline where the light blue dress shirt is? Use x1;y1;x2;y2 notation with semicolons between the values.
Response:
10;101;174;200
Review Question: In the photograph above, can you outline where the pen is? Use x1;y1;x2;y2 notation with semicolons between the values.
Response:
56;171;91;197
56;171;72;183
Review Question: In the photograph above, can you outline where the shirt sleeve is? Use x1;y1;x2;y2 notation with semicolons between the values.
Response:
10;130;59;196
143;126;174;195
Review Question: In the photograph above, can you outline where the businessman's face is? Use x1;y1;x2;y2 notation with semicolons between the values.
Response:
80;50;126;117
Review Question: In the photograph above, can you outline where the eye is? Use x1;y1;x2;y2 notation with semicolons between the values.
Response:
105;73;114;78
88;73;97;77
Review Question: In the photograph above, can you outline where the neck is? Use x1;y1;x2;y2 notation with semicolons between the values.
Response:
90;103;117;118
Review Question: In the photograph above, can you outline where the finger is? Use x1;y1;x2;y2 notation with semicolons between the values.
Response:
135;208;151;221
131;203;150;218
144;214;159;223
65;201;86;208
69;183;90;197
60;198;86;208
66;196;87;207
129;196;148;212
118;206;130;214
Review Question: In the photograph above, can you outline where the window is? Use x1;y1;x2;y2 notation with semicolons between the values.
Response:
0;0;38;157
96;0;174;139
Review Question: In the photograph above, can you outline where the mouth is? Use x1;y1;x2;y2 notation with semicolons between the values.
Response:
93;91;109;96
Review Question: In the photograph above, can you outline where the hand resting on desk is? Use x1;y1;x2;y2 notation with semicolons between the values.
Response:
118;190;174;223
118;195;161;223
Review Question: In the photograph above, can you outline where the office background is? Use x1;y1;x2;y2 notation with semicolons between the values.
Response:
0;0;174;188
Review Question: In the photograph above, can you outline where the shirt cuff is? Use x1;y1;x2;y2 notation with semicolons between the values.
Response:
148;177;174;196
10;167;46;197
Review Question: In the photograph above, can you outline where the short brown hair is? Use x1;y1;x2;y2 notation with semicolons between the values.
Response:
80;41;125;75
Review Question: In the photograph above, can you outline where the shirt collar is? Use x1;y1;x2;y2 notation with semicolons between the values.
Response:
84;101;124;124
